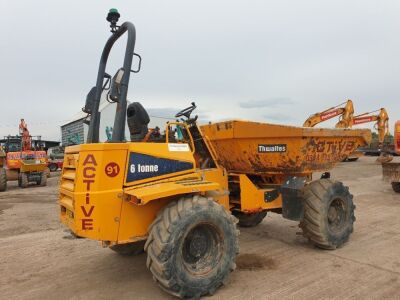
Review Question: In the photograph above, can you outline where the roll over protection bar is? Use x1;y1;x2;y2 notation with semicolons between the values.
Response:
87;19;137;143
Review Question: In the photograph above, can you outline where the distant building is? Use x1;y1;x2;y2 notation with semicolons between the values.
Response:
61;98;169;146
61;99;128;146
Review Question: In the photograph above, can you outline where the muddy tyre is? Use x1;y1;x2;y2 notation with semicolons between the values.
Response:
145;195;239;299
37;172;47;186
233;210;267;227
19;173;28;188
391;182;400;193
300;179;355;250
0;168;6;192
110;240;145;256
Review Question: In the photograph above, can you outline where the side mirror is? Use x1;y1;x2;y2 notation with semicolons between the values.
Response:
108;68;124;102
102;73;112;90
82;87;96;114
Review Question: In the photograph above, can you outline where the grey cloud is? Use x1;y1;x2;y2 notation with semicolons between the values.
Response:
239;98;295;109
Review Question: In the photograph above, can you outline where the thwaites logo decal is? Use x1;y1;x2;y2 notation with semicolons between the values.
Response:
258;144;287;153
81;154;97;230
126;152;193;182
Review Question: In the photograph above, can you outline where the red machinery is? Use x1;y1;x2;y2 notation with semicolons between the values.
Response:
1;119;48;190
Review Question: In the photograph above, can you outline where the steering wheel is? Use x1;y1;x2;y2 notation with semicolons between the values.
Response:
175;102;197;119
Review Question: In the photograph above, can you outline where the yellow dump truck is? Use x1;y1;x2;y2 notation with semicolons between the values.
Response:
59;10;371;299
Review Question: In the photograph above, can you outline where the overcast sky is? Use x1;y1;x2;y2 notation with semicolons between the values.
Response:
1;0;399;140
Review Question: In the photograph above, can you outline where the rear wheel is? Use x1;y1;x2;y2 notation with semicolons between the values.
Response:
45;168;50;178
110;240;145;256
37;172;47;186
300;179;355;250
391;182;400;193
19;173;28;188
0;168;6;192
145;195;239;299
233;210;267;227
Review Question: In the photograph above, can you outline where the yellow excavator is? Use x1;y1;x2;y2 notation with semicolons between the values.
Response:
303;102;391;162
382;120;400;192
351;108;392;163
303;99;354;128
303;100;361;161
352;108;389;145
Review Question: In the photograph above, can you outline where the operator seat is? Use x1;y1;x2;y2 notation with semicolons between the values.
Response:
127;102;150;142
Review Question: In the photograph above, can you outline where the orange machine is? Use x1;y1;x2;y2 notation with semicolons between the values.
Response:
303;100;361;161
0;119;48;191
352;108;389;145
352;108;391;163
382;120;400;192
395;120;400;153
303;99;354;128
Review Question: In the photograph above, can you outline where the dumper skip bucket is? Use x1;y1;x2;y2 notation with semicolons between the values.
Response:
200;120;371;174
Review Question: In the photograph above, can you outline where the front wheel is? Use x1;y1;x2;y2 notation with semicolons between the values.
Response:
145;195;239;299
300;179;355;250
19;173;28;188
391;182;400;193
37;172;47;186
0;168;7;192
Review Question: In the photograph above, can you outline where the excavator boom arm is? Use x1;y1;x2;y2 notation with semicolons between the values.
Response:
303;99;354;128
352;108;389;144
303;108;344;127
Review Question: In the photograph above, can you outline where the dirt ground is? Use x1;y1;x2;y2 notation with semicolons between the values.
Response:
1;156;399;299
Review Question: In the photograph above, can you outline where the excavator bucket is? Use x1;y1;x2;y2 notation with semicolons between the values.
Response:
201;120;371;174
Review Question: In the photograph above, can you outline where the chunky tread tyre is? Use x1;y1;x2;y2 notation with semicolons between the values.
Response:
38;172;47;186
0;168;6;192
391;182;400;193
300;179;355;250
19;173;28;188
110;240;145;256
233;210;267;227
145;195;239;299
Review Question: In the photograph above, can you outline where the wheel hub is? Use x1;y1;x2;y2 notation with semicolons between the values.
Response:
181;223;223;275
188;232;208;258
328;206;339;223
328;198;347;231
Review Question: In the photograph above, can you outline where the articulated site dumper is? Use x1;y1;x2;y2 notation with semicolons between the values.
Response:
59;10;372;299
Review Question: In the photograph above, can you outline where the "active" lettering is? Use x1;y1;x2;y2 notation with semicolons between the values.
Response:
81;154;97;230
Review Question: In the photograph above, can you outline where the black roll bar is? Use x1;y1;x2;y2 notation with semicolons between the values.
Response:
87;21;137;143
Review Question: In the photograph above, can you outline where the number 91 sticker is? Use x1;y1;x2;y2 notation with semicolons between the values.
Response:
105;162;120;177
